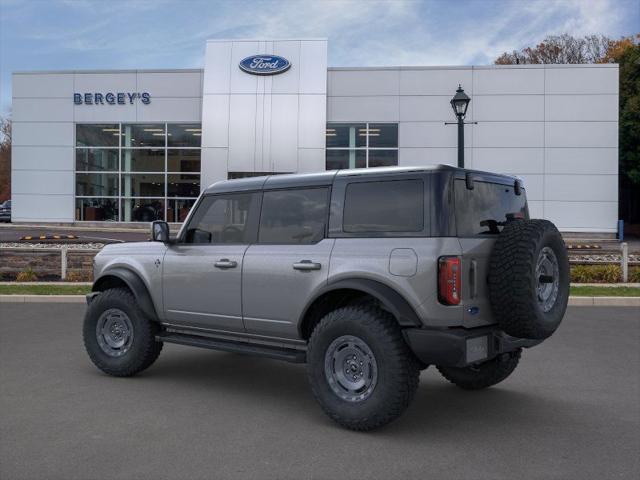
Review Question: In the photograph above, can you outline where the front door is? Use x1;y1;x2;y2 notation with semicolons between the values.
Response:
242;187;332;339
162;192;259;333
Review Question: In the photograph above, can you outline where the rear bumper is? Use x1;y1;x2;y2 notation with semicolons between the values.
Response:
403;325;542;368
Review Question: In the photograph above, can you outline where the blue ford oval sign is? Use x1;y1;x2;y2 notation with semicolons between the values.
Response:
239;55;291;75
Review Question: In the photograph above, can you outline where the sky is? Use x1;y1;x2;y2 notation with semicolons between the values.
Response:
0;0;638;115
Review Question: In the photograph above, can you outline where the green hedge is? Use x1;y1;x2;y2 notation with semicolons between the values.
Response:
570;264;640;283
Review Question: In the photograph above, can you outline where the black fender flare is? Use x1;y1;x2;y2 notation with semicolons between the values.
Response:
92;267;158;321
299;278;422;329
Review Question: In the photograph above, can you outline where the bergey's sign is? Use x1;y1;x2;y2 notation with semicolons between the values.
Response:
239;55;291;75
74;92;151;105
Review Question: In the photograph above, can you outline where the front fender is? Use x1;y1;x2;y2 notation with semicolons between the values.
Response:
92;267;159;321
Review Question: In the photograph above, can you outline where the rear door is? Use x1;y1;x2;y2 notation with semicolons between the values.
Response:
454;178;528;328
242;187;333;339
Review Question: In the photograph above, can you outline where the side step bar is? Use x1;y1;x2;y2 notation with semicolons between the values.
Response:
156;332;307;364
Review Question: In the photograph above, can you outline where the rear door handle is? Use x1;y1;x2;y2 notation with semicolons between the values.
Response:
214;259;237;269
293;260;321;271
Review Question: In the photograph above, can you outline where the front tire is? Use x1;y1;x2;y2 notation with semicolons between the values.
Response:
83;287;163;377
437;349;521;390
307;305;420;431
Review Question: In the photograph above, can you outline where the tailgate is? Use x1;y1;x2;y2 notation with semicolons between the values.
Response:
458;237;498;328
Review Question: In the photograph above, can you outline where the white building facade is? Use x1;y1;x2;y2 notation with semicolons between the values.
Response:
11;39;619;232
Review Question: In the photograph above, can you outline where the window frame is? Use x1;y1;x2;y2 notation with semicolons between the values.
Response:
177;191;261;245
257;186;331;245
328;174;431;238
325;122;399;169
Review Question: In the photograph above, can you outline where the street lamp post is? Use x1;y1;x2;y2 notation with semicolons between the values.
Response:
446;85;475;169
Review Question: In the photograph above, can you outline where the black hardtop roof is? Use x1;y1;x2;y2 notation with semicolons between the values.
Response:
203;165;519;195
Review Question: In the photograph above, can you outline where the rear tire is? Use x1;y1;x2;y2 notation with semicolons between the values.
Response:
437;349;521;390
83;287;163;377
307;305;420;431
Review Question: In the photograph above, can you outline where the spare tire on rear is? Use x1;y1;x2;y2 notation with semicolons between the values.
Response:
488;219;569;340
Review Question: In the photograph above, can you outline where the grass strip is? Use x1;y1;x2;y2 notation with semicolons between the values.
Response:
0;284;638;298
570;286;640;297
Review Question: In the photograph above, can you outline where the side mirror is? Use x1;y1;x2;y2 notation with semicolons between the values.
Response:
151;221;170;243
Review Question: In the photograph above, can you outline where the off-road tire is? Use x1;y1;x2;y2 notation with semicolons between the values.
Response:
83;287;163;377
437;349;522;390
307;305;420;431
488;219;569;340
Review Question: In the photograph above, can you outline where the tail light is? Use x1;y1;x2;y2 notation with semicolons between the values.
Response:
438;256;461;305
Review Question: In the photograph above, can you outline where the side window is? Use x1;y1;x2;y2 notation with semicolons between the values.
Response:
184;193;256;244
259;188;329;244
343;179;424;233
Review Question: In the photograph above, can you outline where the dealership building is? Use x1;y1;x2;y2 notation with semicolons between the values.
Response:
11;39;619;232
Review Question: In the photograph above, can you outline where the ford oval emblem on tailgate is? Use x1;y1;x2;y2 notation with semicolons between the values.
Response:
239;55;291;75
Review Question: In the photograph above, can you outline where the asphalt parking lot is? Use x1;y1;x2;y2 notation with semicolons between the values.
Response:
1;304;638;480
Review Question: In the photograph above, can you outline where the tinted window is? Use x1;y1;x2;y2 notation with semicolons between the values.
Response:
259;188;329;244
76;124;120;147
455;180;528;236
343;180;424;233
185;193;256;244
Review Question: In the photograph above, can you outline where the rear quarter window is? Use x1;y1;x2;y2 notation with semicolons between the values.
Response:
454;179;528;236
343;179;424;233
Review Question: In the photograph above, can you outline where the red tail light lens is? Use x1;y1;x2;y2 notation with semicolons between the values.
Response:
438;256;461;305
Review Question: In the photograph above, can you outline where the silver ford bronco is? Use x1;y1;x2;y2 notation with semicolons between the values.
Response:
84;166;569;431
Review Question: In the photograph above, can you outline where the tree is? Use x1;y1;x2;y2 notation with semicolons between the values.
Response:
495;34;610;64
495;34;640;226
0;116;10;202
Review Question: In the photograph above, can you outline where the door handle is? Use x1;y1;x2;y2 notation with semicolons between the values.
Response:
214;259;237;269
293;260;321;271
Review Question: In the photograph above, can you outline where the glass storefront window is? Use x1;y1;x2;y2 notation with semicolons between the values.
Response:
121;124;165;148
167;149;200;173
326;122;398;170
167;199;196;223
326;123;366;149
368;124;398;148
121;149;165;172
76;173;119;197
368;150;399;168
76;124;120;147
121;198;165;222
167;174;200;197
168;124;202;147
326;150;366;170
75;148;118;171
121;174;165;197
75;198;119;221
75;123;201;222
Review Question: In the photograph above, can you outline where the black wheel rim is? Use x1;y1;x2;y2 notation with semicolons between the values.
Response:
536;246;560;313
96;308;134;357
324;335;378;402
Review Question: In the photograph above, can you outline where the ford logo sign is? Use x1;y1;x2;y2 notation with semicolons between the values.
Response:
239;55;291;75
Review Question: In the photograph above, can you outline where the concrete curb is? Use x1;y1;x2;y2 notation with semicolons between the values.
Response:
1;295;639;306
568;296;640;306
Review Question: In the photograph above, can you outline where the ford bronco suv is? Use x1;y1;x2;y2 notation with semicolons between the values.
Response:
84;166;569;431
